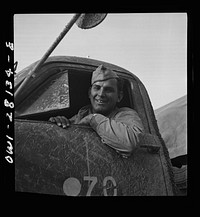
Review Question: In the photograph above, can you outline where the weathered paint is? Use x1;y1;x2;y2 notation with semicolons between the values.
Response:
15;119;174;196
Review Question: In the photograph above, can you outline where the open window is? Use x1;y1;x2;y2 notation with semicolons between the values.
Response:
68;69;132;115
15;66;92;121
15;65;133;123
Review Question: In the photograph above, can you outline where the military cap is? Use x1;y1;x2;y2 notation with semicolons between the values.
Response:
91;65;119;85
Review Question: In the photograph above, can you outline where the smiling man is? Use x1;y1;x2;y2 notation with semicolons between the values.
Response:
49;65;144;157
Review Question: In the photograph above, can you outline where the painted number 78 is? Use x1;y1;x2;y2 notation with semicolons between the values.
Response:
63;176;117;196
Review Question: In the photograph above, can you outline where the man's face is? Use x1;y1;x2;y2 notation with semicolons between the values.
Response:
89;78;122;116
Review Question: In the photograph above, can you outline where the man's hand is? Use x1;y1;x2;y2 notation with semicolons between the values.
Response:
49;116;70;128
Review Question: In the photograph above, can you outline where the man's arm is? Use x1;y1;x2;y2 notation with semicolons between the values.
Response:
79;109;144;156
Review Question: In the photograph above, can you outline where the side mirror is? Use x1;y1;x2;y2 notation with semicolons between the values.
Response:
76;13;107;29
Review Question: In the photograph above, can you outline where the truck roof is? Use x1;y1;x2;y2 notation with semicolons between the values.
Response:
15;55;141;86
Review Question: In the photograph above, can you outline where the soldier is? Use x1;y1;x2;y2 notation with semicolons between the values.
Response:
49;65;144;157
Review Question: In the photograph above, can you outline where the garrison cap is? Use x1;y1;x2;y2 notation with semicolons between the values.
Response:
91;65;119;85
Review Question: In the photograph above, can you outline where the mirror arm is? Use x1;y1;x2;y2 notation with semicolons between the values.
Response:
14;13;81;105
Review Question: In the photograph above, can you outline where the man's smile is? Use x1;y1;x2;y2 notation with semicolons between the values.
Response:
95;98;108;105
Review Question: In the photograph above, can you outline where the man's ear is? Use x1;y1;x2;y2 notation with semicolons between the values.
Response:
117;91;123;103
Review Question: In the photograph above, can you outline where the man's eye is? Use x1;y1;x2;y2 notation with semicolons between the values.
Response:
92;85;100;90
105;87;115;93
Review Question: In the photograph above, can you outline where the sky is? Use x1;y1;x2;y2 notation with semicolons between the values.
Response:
14;13;187;109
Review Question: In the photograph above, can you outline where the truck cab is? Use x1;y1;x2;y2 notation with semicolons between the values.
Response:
14;56;177;196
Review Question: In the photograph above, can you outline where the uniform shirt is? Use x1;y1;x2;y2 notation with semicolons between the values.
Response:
70;105;144;157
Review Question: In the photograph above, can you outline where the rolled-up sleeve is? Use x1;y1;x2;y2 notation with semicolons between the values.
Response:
90;108;144;156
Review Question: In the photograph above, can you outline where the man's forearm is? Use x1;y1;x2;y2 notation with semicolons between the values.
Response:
90;114;143;154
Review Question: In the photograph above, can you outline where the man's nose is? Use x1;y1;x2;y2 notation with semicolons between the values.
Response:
98;87;105;97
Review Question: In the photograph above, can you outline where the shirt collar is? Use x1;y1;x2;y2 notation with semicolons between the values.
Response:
88;105;119;118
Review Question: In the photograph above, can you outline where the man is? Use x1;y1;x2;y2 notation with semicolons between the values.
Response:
49;65;144;157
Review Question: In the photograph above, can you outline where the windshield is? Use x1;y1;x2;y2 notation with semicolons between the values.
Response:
16;72;69;116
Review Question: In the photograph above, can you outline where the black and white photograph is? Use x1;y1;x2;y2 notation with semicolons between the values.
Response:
10;13;188;196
